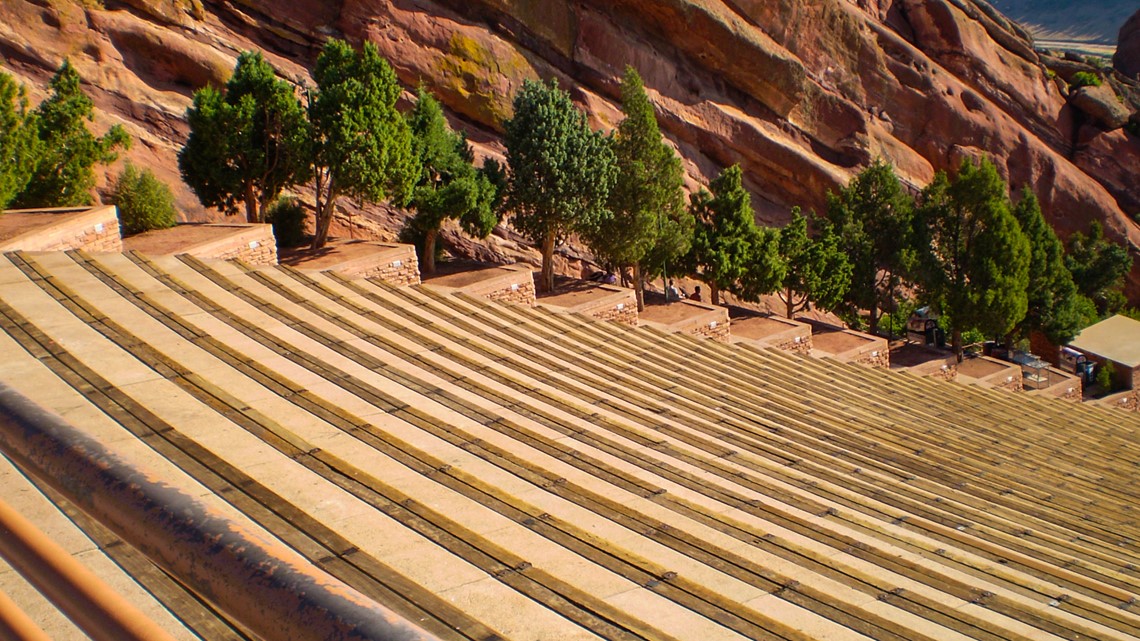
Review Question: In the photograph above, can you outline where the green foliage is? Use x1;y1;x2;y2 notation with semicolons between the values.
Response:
1070;71;1102;88
111;163;177;236
738;226;786;303
1095;360;1115;392
0;72;40;209
581;67;690;309
1010;188;1084;344
1065;220;1132;316
504;78;616;291
684;165;765;305
403;89;500;274
777;210;852;318
179;51;310;224
13;60;130;208
824;159;915;332
266;196;307;248
914;159;1030;359
309;39;415;249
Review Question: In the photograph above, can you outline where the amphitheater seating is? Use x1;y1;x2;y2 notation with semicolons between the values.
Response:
1;249;1138;641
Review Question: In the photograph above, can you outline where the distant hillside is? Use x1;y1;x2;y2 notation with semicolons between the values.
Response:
987;0;1135;44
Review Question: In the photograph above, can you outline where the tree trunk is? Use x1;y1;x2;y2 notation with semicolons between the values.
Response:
952;326;963;363
710;282;720;306
245;182;259;224
868;303;879;335
423;228;438;275
786;286;794;319
633;263;645;312
311;175;335;251
540;231;556;293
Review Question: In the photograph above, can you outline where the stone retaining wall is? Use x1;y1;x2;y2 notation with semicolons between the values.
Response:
0;206;122;253
461;267;536;306
768;334;812;355
191;225;277;265
334;244;420;286
541;286;638;326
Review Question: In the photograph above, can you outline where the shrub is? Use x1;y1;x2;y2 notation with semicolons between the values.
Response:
266;196;307;248
1070;71;1102;89
1095;361;1115;392
112;163;177;236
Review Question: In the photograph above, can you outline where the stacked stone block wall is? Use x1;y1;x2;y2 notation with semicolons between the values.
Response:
770;335;812;355
993;369;1024;392
346;245;421;286
204;231;277;265
932;364;958;382
484;280;537;306
570;289;639;326
850;345;890;369
691;318;731;343
0;207;122;253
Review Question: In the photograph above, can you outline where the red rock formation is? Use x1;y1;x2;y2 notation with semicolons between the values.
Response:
1;0;1138;295
1117;9;1140;80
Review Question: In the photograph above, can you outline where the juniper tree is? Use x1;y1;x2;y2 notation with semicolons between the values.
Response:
581;67;689;310
1008;187;1083;345
180;51;310;223
0;72;39;209
776;209;851;319
309;39;415;249
1064;220;1133;316
914;159;1030;361
13;60;129;208
403;89;500;274
825;159;915;333
684;165;761;305
504;78;616;292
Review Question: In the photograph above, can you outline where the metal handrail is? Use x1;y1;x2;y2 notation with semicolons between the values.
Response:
0;382;440;641
0;497;179;641
0;583;53;641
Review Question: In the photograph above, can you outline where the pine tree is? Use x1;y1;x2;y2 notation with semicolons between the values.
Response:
914;159;1030;361
1064;220;1132;316
180;51;310;223
0;72;39;209
13;60;129;208
684;165;761;305
1009;187;1083;345
825;159;915;333
776;210;851;319
504;78;616;292
309;39;415;250
404;89;500;274
581;67;689;310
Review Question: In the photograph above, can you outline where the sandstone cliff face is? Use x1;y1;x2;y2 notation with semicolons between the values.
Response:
1;0;1138;294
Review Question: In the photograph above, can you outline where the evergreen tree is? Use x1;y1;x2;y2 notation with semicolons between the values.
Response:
914;159;1030;361
179;51;310;224
0;72;40;209
504;78;616;292
403;89;500;274
825;159;915;333
13;60;129;208
684;165;761;305
737;225;786;304
776;210;851;318
309;39;415;250
1064;220;1132;316
1009;188;1083;345
112;163;178;236
581;67;689;310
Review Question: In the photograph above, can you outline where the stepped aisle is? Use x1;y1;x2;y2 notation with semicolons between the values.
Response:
0;250;1138;641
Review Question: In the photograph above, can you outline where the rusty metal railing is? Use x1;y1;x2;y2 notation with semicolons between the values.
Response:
0;382;440;641
0;497;179;641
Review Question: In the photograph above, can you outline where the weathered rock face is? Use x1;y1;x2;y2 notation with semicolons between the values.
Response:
1;0;1138;296
1071;83;1132;130
1117;9;1140;80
